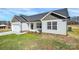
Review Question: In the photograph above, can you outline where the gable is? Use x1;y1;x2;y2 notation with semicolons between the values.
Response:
42;13;66;21
20;12;48;22
11;8;69;22
12;15;27;22
53;8;69;18
11;16;20;22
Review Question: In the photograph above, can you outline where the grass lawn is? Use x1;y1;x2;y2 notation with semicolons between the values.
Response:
0;29;11;32
68;25;79;49
68;25;79;39
0;25;79;50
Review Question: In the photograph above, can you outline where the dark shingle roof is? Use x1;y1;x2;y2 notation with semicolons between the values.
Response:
20;12;49;22
53;8;69;18
12;15;27;22
12;8;69;22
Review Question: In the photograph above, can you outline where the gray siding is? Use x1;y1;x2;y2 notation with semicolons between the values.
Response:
11;16;19;22
43;14;63;20
12;15;27;22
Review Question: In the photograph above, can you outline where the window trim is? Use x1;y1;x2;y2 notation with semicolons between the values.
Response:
47;21;57;30
47;22;51;30
52;22;57;30
36;23;42;29
31;23;34;29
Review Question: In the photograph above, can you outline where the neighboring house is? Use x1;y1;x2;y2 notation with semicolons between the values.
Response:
0;24;7;29
0;21;11;29
11;8;70;35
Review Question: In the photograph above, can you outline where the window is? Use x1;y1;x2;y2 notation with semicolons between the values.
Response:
47;22;51;30
31;23;34;29
36;23;42;28
47;21;57;30
52;22;57;30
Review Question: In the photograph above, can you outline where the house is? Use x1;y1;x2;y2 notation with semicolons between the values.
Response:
0;21;11;29
11;8;70;35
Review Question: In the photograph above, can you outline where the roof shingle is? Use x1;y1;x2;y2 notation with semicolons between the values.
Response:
12;8;70;22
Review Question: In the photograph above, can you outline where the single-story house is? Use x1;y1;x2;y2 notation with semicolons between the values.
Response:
0;21;11;29
0;24;7;29
11;8;70;35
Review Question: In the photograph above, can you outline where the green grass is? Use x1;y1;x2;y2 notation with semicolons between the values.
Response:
0;33;39;50
68;25;79;39
0;29;11;32
0;33;75;50
0;25;79;50
68;25;79;49
51;40;70;49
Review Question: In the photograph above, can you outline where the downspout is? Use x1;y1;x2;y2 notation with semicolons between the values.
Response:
40;20;42;33
20;22;22;33
66;17;70;36
66;18;68;36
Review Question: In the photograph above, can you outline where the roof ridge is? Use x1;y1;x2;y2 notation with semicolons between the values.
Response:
20;12;49;17
19;8;69;18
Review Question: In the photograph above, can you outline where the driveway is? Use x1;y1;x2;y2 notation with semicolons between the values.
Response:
0;31;13;36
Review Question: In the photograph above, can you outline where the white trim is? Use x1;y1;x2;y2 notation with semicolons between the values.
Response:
40;11;67;22
40;11;52;21
52;12;67;18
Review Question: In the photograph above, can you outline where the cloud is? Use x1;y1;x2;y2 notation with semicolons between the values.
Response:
0;8;38;21
0;8;79;21
0;8;40;16
68;8;79;17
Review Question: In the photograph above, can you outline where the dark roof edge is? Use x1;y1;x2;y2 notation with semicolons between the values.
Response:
20;15;28;22
12;8;70;22
11;15;20;22
53;8;69;18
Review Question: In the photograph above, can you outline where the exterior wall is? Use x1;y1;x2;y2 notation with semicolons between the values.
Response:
11;19;67;35
21;23;29;31
42;19;67;35
28;22;41;32
43;14;59;20
11;22;29;33
11;22;21;33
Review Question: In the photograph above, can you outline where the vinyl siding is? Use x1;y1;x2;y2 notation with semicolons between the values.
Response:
11;22;21;33
11;22;28;33
43;14;59;20
21;23;29;31
42;19;67;35
28;22;41;32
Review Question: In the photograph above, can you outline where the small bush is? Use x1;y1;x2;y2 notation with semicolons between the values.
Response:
68;27;72;31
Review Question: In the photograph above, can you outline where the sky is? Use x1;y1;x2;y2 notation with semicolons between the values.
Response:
0;8;79;21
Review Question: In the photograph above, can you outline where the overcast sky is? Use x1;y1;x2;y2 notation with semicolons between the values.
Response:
0;8;79;21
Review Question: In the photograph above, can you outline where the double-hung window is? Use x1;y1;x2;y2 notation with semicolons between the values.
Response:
47;21;57;30
52;22;57;30
31;23;34;29
47;22;51;30
36;23;42;29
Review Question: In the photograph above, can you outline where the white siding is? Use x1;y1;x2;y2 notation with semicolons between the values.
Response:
11;22;29;33
21;23;28;31
42;19;67;35
28;22;41;32
11;19;67;35
11;22;21;33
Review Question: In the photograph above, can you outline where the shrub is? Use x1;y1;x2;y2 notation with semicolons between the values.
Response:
68;27;72;31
